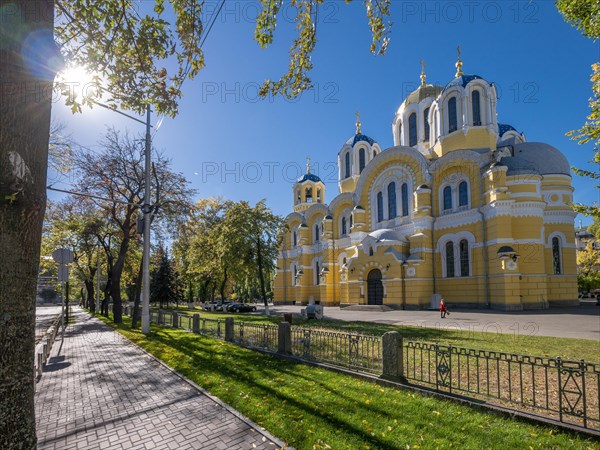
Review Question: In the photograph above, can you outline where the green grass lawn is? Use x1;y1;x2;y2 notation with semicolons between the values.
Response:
164;306;600;362
100;314;599;450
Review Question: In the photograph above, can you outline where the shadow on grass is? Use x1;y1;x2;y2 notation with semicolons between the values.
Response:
146;328;412;449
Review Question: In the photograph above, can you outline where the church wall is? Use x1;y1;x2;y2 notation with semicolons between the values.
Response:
434;128;497;156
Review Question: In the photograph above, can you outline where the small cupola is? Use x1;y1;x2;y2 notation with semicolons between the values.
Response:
293;157;326;212
338;113;381;194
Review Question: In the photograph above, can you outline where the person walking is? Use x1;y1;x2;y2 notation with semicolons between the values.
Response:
440;298;449;318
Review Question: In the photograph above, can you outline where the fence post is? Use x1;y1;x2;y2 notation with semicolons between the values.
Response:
278;322;292;355
192;314;200;333
172;312;179;328
381;331;403;380
225;317;234;342
158;309;164;325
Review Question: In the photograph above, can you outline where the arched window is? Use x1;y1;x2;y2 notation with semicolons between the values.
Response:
359;148;366;173
296;189;301;205
443;186;452;211
459;239;469;276
293;231;297;247
424;107;430;141
472;90;481;126
446;241;455;277
458;181;468;207
377;192;384;222
408;112;417;146
552;237;562;275
349;213;353;230
315;261;320;285
292;265;297;286
314;224;320;242
373;150;377;159
369;247;374;256
448;97;457;133
345;152;350;178
387;182;397;219
341;217;347;236
306;186;312;203
317;188;322;203
401;183;409;217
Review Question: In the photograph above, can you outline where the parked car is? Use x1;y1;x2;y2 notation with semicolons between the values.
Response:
226;303;257;313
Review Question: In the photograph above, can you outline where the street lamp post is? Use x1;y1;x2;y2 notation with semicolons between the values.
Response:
141;105;152;335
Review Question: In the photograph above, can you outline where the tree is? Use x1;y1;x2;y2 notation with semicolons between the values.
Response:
577;241;600;293
150;244;178;309
557;0;600;217
1;1;390;445
42;198;100;312
75;128;194;323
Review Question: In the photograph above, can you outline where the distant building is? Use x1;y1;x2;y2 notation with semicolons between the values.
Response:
575;224;598;252
274;54;577;311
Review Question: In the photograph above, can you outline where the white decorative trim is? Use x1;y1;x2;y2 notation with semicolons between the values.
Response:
544;210;576;224
434;208;481;231
509;201;546;217
481;200;515;218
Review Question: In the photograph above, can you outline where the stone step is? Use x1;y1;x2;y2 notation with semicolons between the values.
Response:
339;304;394;312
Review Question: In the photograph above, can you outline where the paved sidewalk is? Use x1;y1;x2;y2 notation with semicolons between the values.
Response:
35;308;286;450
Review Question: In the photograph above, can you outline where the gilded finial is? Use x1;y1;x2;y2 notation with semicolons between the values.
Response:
420;59;427;87
355;111;362;135
306;155;311;174
455;45;463;77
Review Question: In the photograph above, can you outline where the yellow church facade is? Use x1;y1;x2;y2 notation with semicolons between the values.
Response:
274;58;578;311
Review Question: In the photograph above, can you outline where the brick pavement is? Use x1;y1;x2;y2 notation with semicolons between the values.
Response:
35;309;287;450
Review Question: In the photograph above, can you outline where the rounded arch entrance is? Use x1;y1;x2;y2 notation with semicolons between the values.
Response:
367;269;383;305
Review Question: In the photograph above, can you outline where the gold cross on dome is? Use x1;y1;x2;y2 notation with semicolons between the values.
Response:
455;45;463;77
306;155;311;174
355;111;362;134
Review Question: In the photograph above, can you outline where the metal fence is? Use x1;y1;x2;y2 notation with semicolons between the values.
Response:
119;307;599;431
290;327;383;374
232;322;279;352
403;340;600;429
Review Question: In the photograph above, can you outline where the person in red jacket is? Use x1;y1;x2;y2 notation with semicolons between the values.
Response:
440;298;449;318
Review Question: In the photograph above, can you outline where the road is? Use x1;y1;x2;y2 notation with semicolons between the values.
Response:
267;303;600;341
35;305;62;342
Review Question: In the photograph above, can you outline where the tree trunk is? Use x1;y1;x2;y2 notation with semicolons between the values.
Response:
132;256;143;328
256;237;268;305
0;1;61;446
210;281;216;302
84;279;95;313
219;268;228;301
109;236;130;323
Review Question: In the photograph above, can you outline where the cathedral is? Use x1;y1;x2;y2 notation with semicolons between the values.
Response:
273;54;578;311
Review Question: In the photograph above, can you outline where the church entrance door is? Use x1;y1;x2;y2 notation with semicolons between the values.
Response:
367;269;383;305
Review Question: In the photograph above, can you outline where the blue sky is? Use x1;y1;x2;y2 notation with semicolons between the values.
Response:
51;1;599;225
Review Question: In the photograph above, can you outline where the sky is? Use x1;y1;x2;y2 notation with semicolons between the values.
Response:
50;0;599;226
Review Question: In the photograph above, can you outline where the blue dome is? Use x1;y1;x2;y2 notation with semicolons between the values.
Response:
443;74;487;92
498;123;518;137
296;173;322;183
346;133;376;146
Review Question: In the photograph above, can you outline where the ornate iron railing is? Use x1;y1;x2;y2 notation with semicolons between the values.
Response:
403;341;600;429
290;327;383;374
232;322;279;352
